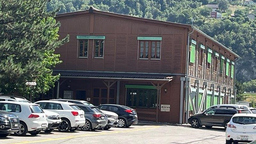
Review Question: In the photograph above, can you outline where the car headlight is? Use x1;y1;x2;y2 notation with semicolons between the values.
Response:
0;116;8;122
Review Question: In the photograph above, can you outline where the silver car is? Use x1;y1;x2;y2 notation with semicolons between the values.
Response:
75;104;108;131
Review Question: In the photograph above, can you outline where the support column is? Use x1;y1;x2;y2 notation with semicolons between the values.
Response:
116;81;120;104
103;80;116;103
179;77;185;124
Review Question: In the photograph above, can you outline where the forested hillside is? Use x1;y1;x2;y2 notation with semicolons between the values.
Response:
47;0;256;91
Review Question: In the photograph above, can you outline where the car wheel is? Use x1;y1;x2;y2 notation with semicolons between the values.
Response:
44;129;54;133
81;120;92;131
0;134;9;137
58;118;71;132
190;118;200;128
29;130;40;136
205;125;212;129
225;140;231;144
117;118;127;128
15;122;28;136
104;126;111;130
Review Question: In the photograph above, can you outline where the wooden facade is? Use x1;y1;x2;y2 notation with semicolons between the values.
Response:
44;7;239;124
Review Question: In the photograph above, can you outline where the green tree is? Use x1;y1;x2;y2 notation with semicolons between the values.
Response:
0;0;69;98
218;0;229;12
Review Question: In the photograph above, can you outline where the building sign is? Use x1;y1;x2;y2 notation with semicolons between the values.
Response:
161;104;170;112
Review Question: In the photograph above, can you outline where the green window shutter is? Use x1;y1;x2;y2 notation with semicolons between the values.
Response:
231;65;234;78
190;44;196;63
206;95;211;109
226;60;230;76
207;52;211;63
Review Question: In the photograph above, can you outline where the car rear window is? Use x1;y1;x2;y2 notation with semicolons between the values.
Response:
70;105;81;110
233;116;256;124
30;105;44;113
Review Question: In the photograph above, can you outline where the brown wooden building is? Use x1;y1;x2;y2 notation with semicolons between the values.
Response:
44;7;239;124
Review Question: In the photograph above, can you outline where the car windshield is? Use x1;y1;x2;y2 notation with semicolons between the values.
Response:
233;116;256;124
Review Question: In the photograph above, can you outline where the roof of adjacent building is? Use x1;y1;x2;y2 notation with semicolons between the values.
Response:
56;7;239;58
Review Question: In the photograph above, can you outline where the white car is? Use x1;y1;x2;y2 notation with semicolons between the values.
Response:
0;101;48;136
226;113;256;144
35;100;85;132
43;110;61;133
100;110;118;130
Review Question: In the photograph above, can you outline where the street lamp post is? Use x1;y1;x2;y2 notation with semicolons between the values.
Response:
25;82;36;102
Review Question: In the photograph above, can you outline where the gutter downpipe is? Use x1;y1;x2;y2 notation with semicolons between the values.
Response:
185;26;194;124
179;77;185;124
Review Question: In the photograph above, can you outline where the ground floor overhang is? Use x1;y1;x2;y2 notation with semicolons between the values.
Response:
53;70;174;82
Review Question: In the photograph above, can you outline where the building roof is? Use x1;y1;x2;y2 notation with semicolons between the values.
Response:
56;7;239;58
53;70;174;82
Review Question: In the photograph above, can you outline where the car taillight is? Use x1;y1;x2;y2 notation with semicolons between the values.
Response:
125;109;133;114
227;124;236;129
28;114;39;118
93;114;101;118
238;110;242;113
71;111;79;116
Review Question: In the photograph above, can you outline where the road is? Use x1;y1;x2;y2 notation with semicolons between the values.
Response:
0;124;233;144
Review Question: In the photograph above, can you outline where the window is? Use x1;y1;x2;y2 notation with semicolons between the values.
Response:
207;48;212;68
190;44;196;63
199;44;205;66
137;37;162;60
94;39;104;58
139;41;161;59
231;62;235;78
226;59;230;76
30;105;44;113
78;40;88;57
76;35;105;58
126;88;157;108
220;56;225;75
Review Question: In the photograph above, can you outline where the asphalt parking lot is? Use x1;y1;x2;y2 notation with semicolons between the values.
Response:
0;121;249;144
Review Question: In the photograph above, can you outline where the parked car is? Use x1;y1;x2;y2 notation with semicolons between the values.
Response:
226;113;256;144
51;99;118;129
208;104;252;114
0;101;48;136
98;104;138;128
250;107;256;114
0;110;20;137
188;107;238;129
43;110;61;133
74;104;108;131
50;99;94;107
35;100;85;132
100;109;118;130
0;96;31;103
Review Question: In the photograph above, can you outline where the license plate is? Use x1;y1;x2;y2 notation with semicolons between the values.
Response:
240;135;248;140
